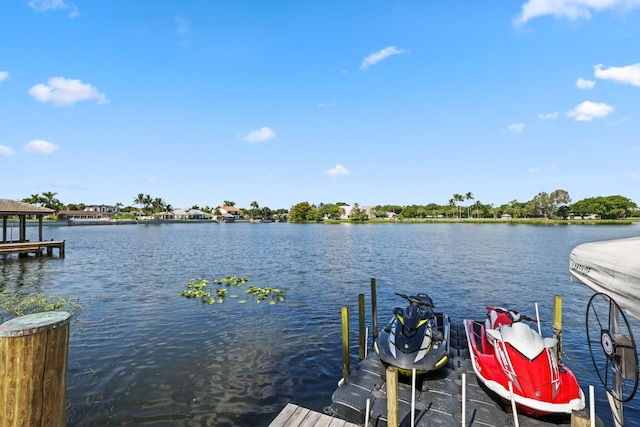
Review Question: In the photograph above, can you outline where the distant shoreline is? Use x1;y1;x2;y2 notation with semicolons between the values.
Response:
9;217;640;227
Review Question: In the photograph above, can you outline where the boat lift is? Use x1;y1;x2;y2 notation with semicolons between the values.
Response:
570;236;640;427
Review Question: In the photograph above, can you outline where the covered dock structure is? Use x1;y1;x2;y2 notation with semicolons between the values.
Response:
0;199;64;257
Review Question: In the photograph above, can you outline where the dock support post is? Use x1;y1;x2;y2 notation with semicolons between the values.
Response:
0;311;71;427
341;306;350;384
358;294;366;361
371;278;378;341
386;366;398;427
38;216;44;242
553;295;563;363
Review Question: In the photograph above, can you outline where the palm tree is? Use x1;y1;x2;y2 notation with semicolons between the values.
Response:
141;194;151;214
152;198;165;215
223;200;235;207
452;194;464;218
23;194;43;205
465;192;474;218
39;191;63;212
448;198;455;218
133;193;145;210
250;201;259;218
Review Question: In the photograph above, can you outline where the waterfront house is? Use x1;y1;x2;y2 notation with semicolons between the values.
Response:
84;204;118;213
163;208;211;220
58;210;111;220
339;205;376;220
219;206;241;219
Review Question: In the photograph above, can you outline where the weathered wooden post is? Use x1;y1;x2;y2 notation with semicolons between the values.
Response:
553;295;563;363
358;293;366;361
371;278;378;341
341;306;350;384
386;366;399;427
0;311;71;427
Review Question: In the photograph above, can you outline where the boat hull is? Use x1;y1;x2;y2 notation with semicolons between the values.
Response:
464;318;585;417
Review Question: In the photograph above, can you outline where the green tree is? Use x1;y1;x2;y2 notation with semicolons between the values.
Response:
400;205;417;218
223;200;235;207
572;195;637;219
526;190;571;219
22;194;43;206
250;201;259;218
349;203;369;221
465;192;474;218
288;202;318;222
318;203;344;220
133;193;145;210
39;191;63;212
152;198;166;214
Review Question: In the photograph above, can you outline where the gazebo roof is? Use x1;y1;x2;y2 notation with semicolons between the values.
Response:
0;199;54;216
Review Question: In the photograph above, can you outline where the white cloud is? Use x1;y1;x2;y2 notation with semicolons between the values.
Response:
0;71;8;82
594;63;640;86
514;0;640;25
576;78;596;89
508;123;525;133
29;77;108;106
566;101;614;121
360;46;406;71
323;163;351;178
28;0;68;11
24;139;59;154
52;180;84;190
242;127;276;143
538;111;559;120
0;145;15;156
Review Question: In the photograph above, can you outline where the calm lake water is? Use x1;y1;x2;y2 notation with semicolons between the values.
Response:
2;222;640;426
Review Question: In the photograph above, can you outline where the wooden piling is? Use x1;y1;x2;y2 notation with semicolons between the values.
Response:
341;306;350;384
553;295;563;363
386;366;399;427
0;311;71;427
371;278;378;341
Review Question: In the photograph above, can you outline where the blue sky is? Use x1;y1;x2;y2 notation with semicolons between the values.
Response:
1;0;639;210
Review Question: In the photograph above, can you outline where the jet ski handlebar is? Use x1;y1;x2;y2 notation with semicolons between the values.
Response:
396;292;435;308
485;306;538;323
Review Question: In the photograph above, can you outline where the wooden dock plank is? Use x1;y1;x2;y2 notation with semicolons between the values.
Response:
269;404;359;427
269;403;299;427
0;240;65;257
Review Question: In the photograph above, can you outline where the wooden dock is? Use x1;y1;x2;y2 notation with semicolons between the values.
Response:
0;240;65;257
269;403;360;427
328;320;602;427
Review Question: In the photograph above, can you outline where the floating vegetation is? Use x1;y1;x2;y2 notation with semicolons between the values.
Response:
0;288;82;322
179;276;285;305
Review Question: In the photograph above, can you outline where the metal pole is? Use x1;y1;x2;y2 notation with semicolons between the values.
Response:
590;385;595;426
609;302;624;427
508;381;520;427
411;369;416;427
359;294;366;361
462;373;466;427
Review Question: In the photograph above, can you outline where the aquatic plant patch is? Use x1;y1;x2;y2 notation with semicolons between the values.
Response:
179;276;285;305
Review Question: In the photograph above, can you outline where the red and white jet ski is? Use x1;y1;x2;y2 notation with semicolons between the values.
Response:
464;306;585;417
